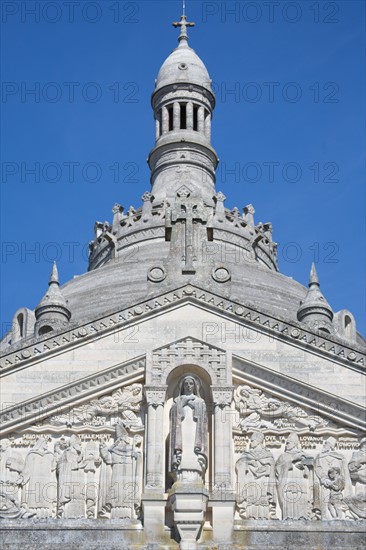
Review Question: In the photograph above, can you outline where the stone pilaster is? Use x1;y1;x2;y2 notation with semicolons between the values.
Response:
211;386;236;542
142;385;167;541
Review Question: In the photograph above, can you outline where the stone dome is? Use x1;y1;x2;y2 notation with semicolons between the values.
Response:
155;40;212;93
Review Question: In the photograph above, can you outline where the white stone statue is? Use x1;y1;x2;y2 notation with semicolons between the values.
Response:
314;436;352;519
275;432;310;520
21;436;57;518
57;435;86;519
99;423;140;519
169;374;208;483
235;431;276;519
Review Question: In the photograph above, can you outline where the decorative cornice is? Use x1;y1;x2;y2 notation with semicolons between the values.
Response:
0;356;145;434
1;285;364;375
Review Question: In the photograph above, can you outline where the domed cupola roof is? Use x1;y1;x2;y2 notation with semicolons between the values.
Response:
154;15;213;94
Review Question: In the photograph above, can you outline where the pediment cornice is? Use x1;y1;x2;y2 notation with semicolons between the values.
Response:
1;285;364;375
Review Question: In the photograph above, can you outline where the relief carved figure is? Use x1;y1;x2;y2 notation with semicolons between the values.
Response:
169;375;208;483
234;386;272;431
234;385;327;432
0;439;22;502
84;441;102;519
47;384;143;430
275;432;310;520
21;436;57;518
323;466;345;519
57;435;86;519
0;439;33;519
235;432;276;519
345;436;366;519
99;423;141;519
113;384;144;432
314;436;352;519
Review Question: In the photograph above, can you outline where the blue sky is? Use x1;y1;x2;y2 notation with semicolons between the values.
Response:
1;0;365;338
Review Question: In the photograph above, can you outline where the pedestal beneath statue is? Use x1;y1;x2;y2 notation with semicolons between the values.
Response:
168;482;209;549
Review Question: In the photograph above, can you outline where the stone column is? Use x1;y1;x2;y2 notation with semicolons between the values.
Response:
198;106;205;133
161;106;169;134
187;102;194;130
142;386;167;540
173;102;180;130
204;112;211;140
155;114;160;140
211;386;235;543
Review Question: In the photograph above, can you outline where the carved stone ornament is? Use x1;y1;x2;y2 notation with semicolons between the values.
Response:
147;266;166;283
211;266;231;283
144;386;167;407
212;387;233;408
152;337;227;383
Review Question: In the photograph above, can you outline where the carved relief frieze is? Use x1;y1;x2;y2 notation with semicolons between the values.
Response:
234;430;366;522
232;380;366;522
0;382;145;522
35;383;144;433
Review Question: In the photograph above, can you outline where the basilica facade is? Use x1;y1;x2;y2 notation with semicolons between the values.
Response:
1;13;365;550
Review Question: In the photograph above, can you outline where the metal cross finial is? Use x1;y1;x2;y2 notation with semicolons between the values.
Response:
172;5;195;42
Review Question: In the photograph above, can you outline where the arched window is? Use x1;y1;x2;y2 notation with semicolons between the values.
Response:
344;315;352;339
39;325;53;336
17;313;24;338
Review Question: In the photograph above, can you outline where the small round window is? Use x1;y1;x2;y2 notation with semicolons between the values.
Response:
178;63;188;70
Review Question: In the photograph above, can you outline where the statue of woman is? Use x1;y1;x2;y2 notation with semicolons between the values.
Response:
169;375;208;483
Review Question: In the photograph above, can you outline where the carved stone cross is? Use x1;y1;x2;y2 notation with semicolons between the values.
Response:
172;15;195;41
166;189;208;274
